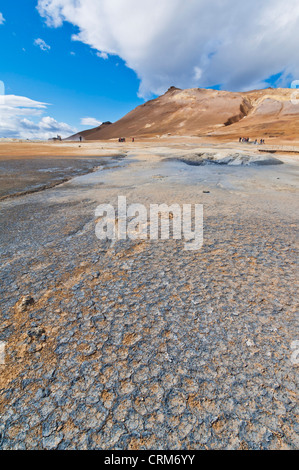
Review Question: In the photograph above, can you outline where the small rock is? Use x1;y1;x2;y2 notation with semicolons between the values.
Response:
17;295;35;312
211;416;219;425
83;344;97;357
35;387;51;400
28;343;43;354
27;327;46;341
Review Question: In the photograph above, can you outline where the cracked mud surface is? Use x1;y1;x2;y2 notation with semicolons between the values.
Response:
0;145;298;450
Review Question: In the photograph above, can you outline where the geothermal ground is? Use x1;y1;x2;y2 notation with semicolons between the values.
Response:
0;140;298;450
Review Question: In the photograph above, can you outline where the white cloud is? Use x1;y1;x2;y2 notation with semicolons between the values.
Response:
2;95;48;109
0;94;76;139
37;0;299;97
81;117;102;127
96;51;108;60
0;12;5;25
34;38;51;52
194;67;202;81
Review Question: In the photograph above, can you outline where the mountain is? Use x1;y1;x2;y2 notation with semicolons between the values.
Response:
67;87;299;141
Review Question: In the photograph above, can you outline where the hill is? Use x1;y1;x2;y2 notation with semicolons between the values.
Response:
67;87;299;141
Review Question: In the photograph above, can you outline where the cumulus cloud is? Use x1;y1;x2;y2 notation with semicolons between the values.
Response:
80;117;102;127
0;94;76;139
37;0;299;97
0;12;5;24
34;38;51;51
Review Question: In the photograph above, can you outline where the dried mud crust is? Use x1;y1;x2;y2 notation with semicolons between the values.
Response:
0;195;298;450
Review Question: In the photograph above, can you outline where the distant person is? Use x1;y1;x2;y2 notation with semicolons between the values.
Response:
132;137;135;142
79;136;82;142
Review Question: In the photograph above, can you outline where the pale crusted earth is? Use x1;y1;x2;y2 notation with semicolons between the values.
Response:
0;145;298;450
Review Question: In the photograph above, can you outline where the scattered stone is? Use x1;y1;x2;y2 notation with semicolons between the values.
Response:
27;327;46;342
17;295;35;312
28;343;43;354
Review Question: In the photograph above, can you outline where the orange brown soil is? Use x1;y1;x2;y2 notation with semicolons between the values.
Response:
0;141;124;159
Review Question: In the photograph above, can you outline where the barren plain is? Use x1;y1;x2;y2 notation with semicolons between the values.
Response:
0;139;298;450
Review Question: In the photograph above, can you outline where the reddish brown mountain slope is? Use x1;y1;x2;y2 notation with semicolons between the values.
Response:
67;87;299;141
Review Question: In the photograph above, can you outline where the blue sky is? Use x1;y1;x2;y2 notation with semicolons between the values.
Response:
0;0;299;139
0;1;144;138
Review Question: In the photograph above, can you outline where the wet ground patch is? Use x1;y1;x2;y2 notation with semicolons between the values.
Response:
0;156;125;200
